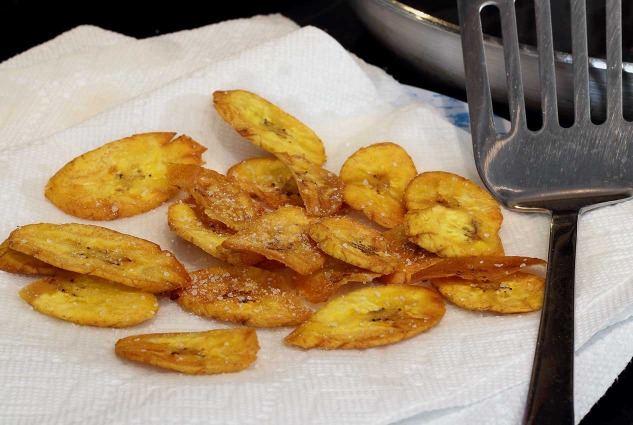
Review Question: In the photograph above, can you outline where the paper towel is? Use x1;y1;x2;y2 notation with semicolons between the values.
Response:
1;19;632;425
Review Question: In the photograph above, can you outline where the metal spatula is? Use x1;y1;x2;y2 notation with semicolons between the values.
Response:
456;0;633;423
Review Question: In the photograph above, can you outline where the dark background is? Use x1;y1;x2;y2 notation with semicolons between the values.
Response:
1;0;631;424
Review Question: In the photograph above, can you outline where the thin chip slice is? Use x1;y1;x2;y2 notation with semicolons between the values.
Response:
115;328;259;374
227;157;302;208
412;256;546;283
8;223;190;293
275;152;344;216
222;206;326;275
167;198;264;265
307;216;399;274
284;284;445;349
340;142;417;228
0;239;60;275
294;257;380;303
213;90;326;165
404;171;504;257
175;266;311;327
431;272;545;313
168;163;264;231
45;132;206;220
19;273;159;327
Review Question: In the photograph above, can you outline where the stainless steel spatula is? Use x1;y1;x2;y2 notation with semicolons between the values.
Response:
457;0;633;423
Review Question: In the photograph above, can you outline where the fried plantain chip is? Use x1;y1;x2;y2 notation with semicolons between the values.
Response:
19;272;159;327
45;132;206;220
222;206;326;275
175;266;311;327
412;255;546;283
115;328;259;374
227;157;302;208
294;257;380;303
275;152;344;217
403;172;504;257
8;223;190;293
431;272;544;313
284;284;445;349
167;198;264;265
213;90;326;165
0;239;60;275
168;163;264;231
340;142;417;228
307;216;399;275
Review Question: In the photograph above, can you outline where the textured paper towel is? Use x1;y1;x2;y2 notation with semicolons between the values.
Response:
1;21;632;425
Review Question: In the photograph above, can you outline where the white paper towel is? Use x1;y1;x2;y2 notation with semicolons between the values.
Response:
1;18;632;425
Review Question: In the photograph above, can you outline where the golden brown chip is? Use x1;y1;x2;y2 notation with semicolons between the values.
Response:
8;223;190;293
275;152;344;217
175;266;311;327
404;172;504;257
167;198;264;265
0;239;60;275
284;284;445;349
45;132;206;220
307;216;399;275
168;163;264;231
222;206;326;275
412;256;546;283
213;90;326;165
227;157;302;208
431;272;544;313
293;257;380;303
19;273;159;327
115;328;259;374
340;142;417;228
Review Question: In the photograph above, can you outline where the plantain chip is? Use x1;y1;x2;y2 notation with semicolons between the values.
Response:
45;132;206;220
168;163;264;231
167;198;264;265
293;257;380;303
340;142;417;228
8;223;190;293
0;239;60;275
404;172;504;257
284;284;445;349
175;266;311;327
222;206;326;275
275;152;344;217
307;216;399;275
19;272;159;327
115;328;259;374
227;157;302;208
213;90;326;165
431;272;544;313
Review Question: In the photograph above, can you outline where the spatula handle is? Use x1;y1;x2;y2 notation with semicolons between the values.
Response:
523;211;577;425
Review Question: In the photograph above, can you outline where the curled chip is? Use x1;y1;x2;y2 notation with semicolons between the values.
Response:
307;216;399;275
275;152;344;217
176;266;311;327
213;90;326;165
168;164;264;231
404;172;504;257
8;223;190;293
412;255;546;283
19;273;159;327
431;272;544;313
222;206;326;275
294;257;380;303
285;284;445;349
0;239;60;275
45;132;206;220
227;157;302;208
167;198;264;266
115;328;259;374
340;142;417;228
